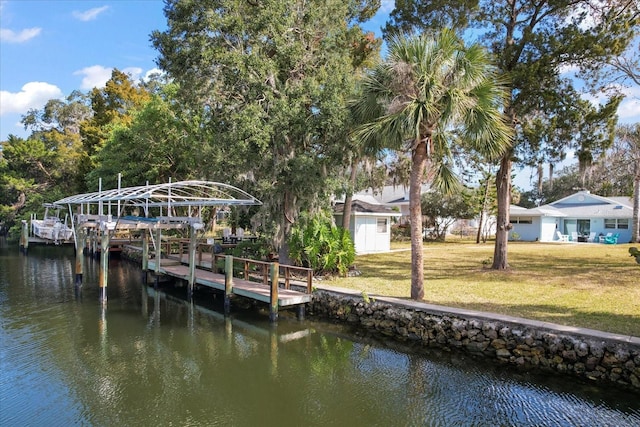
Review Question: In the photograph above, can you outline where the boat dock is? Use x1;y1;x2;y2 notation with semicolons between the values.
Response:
33;179;315;322
144;246;313;321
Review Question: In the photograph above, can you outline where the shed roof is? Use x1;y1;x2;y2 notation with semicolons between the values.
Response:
334;200;401;216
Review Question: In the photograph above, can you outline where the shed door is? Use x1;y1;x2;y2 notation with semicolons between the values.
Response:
354;217;375;253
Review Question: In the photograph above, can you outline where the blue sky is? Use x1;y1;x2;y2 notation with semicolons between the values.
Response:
1;0;638;190
1;0;166;138
0;0;394;141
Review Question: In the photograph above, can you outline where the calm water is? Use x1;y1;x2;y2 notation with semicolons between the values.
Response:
1;240;639;427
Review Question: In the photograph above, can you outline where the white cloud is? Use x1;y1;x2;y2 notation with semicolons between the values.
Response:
122;67;143;81
580;85;640;123
72;6;109;22
558;63;579;75
73;65;113;90
74;66;160;89
0;82;63;116
618;97;640;123
380;0;395;13
143;68;164;80
0;27;41;43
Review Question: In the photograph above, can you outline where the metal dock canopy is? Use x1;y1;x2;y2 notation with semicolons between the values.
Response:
53;180;262;213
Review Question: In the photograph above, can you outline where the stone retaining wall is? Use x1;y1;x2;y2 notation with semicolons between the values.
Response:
309;291;640;391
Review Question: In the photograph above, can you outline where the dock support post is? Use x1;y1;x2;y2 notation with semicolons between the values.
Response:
269;262;279;322
154;226;161;289
19;220;29;255
224;255;233;315
297;304;305;320
83;230;89;255
141;230;149;284
99;229;109;303
187;225;197;298
91;230;98;258
75;227;85;287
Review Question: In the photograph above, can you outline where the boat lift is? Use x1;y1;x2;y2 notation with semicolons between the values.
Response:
52;177;262;303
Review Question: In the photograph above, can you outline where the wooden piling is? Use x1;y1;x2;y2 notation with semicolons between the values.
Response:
99;229;109;303
155;227;162;273
141;230;149;284
91;230;98;258
83;231;89;255
154;226;161;288
269;262;279;322
224;255;233;315
19;220;29;254
75;227;85;286
141;230;149;271
187;226;197;298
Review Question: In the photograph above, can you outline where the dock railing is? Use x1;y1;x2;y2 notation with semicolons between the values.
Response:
157;237;313;293
209;253;313;294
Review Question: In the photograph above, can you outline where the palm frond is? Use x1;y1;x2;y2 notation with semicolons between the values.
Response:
431;161;462;195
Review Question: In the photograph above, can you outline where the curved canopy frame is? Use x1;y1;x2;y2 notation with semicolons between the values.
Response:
54;180;262;211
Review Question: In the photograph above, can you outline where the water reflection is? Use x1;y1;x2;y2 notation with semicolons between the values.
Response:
1;243;639;426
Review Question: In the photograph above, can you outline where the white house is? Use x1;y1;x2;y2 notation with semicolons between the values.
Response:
356;184;495;238
334;195;402;254
509;191;634;243
355;184;430;225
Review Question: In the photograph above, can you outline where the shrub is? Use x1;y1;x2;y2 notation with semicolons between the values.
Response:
391;224;411;241
288;216;355;276
230;239;270;260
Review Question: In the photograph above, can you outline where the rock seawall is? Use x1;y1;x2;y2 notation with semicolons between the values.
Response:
309;291;640;391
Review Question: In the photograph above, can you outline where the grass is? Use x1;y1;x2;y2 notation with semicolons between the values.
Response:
321;240;640;337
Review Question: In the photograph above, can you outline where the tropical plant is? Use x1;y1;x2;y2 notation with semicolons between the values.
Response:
351;30;511;300
288;215;355;276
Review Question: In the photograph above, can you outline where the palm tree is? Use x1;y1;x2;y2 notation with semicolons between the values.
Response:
617;123;640;243
352;30;512;300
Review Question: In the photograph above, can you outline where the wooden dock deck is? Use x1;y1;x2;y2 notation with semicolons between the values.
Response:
147;260;312;307
144;244;314;322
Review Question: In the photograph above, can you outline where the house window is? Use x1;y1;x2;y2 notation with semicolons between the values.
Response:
509;216;532;224
377;218;388;233
605;218;628;229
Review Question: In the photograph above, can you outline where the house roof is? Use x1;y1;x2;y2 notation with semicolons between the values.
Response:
608;196;634;207
511;205;566;217
355;183;430;205
334;199;401;216
510;191;633;218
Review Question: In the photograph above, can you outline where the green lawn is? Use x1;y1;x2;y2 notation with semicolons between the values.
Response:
322;241;640;337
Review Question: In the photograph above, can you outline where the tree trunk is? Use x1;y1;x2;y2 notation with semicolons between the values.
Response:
410;139;428;300
492;149;512;270
476;176;490;244
341;162;358;230
537;163;543;195
633;161;640;243
277;190;296;265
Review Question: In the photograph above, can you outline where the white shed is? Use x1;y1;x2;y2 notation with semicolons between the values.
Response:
334;197;401;254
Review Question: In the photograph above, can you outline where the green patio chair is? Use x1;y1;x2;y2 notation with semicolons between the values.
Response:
604;233;619;244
